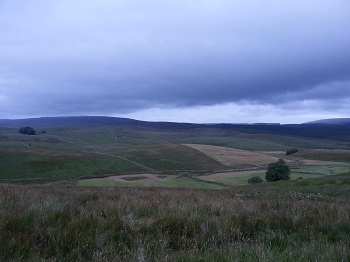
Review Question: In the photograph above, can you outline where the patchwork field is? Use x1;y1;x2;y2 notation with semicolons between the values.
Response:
1;118;350;260
1;119;350;188
2;126;350;187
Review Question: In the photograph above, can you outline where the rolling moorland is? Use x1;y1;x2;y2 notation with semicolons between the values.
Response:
0;116;350;261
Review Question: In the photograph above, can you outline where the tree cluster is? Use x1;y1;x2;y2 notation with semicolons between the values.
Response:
18;126;36;135
265;159;291;182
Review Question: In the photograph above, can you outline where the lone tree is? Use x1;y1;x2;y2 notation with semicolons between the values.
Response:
265;159;291;182
18;126;36;135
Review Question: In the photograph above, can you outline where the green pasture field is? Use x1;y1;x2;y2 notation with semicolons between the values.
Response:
199;171;267;186
290;165;350;175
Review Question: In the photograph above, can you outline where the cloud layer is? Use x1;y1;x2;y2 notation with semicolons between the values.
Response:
1;0;350;122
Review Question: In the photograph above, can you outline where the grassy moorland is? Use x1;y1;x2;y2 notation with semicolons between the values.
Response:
0;173;349;261
1;118;350;260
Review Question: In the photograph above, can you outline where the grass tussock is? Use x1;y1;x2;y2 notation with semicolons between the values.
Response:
0;174;350;261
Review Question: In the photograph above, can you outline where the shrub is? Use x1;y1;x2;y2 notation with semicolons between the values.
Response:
18;126;36;135
247;176;264;184
265;159;291;182
286;148;298;155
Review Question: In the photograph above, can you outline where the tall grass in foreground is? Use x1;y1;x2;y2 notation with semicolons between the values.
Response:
0;174;350;261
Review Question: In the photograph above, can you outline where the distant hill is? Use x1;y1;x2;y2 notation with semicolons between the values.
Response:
0;116;202;130
1;116;350;142
0;116;142;128
304;118;350;125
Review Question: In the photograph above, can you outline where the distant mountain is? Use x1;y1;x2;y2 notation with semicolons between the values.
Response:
304;118;350;125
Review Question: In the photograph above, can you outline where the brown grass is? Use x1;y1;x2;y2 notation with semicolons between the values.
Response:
185;144;281;167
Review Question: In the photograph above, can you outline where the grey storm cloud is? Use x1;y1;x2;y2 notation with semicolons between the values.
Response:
1;0;350;118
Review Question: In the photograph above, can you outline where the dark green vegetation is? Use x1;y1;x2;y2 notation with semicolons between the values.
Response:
265;159;291;182
18;126;36;135
286;148;298;155
247;175;264;184
0;173;350;261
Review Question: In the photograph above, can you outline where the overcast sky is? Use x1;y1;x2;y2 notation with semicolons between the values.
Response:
1;0;349;123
